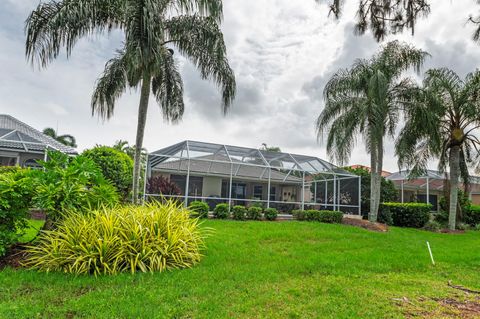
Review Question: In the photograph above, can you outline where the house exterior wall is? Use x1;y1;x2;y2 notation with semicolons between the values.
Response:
202;176;222;197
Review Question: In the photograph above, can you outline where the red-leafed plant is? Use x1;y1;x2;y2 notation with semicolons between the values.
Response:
147;176;181;196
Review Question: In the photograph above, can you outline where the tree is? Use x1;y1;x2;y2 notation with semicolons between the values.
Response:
316;41;428;222
26;0;236;204
396;68;480;230
42;128;77;148
82;146;134;201
261;143;281;152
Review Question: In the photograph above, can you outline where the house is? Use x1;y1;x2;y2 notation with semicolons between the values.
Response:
386;170;480;211
0;114;77;167
145;140;361;214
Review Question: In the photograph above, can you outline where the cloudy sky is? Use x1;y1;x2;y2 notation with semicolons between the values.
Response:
1;0;480;172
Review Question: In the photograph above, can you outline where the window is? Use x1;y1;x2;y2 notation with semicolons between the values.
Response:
417;194;438;211
253;185;263;199
270;186;276;201
170;175;203;196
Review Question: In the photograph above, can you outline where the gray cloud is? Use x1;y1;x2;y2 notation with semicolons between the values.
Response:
0;0;479;172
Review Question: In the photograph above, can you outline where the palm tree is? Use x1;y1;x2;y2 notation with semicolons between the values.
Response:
316;41;428;222
26;0;236;203
43;127;77;148
396;68;480;230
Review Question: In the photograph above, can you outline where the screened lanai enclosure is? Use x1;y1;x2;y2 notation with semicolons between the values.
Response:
144;141;361;215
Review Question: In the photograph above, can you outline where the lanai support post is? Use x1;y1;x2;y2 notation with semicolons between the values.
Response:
184;158;191;207
426;177;430;206
358;176;362;215
228;163;233;210
266;167;271;209
333;175;337;211
301;171;305;210
401;180;404;203
324;179;328;210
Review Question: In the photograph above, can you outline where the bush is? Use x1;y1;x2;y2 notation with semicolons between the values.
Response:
264;208;278;221
380;203;431;228
247;206;263;220
456;222;470;231
213;203;230;219
0;169;36;256
82;146;134;200
463;205;480;226
25;201;206;275
377;209;394;226
188;201;209;218
34;151;119;222
423;220;441;232
232;205;247;221
292;209;306;221
293;210;343;223
147;175;181;196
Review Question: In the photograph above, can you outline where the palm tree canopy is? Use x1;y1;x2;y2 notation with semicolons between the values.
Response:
43;127;77;148
25;0;236;121
316;40;429;165
396;68;480;183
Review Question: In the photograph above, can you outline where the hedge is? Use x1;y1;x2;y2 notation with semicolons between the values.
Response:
188;201;209;218
292;210;343;224
213;203;230;219
380;202;431;228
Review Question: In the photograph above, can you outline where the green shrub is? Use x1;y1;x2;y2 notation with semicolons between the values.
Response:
213;203;230;219
247;206;263;220
25;201;207;275
264;208;278;221
463;204;480;226
456;222;469;231
292;209;306;221
232;205;247;221
474;224;480;231
423;220;441;232
82;146;134;200
188;201;209;218
293;210;343;223
380;203;431;228
0;169;36;256
34;151;119;222
377;208;394;225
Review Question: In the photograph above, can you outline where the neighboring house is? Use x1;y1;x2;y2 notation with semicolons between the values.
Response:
0;114;77;167
146;140;361;214
349;164;392;177
386;170;480;211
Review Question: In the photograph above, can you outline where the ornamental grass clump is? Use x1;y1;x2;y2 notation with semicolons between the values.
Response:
25;201;207;275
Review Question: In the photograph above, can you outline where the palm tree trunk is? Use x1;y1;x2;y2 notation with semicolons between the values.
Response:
369;139;379;222
374;138;384;218
132;75;151;204
448;145;460;230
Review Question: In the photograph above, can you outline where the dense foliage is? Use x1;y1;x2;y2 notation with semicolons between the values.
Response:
0;169;36;256
380;203;431;228
147;176;181;196
246;206;263;220
232;205;247;221
463;205;480;227
264;208;278;221
213;203;230;219
35;152;119;221
292;210;343;224
82;146;133;200
188;201;209;218
26;202;206;275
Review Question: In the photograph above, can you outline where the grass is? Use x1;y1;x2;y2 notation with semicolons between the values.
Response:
1;220;479;318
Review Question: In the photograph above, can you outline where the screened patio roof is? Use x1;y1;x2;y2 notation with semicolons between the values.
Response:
148;140;356;178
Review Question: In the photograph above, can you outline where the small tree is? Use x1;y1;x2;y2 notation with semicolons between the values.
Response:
147;176;181;196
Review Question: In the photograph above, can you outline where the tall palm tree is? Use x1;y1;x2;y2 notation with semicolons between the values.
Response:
316;41;428;222
25;0;236;203
396;68;480;230
43;127;77;148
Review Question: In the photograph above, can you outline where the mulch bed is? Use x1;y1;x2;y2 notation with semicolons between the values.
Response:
440;229;466;234
0;244;29;270
342;217;388;232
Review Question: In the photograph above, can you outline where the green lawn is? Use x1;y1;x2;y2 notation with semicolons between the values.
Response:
1;220;479;318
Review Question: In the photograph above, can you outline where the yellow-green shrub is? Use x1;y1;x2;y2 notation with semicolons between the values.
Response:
25;201;207;275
